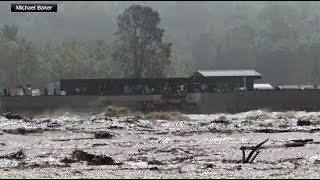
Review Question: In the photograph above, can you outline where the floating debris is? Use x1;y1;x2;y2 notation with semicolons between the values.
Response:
2;112;24;120
51;137;94;142
61;150;122;166
94;131;115;139
46;122;61;128
284;142;305;147
3;128;43;135
240;139;268;163
297;119;311;126
290;139;313;143
148;159;164;166
0;149;26;160
212;116;231;125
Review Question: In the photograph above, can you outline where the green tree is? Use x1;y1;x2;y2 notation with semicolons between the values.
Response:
113;4;172;78
0;25;41;87
0;39;17;86
165;47;189;77
15;37;39;85
48;39;112;81
0;25;18;41
37;43;58;86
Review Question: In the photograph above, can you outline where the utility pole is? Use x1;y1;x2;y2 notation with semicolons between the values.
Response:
314;56;319;85
193;74;196;93
243;75;247;90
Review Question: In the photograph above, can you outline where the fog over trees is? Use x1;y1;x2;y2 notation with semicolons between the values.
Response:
0;1;320;88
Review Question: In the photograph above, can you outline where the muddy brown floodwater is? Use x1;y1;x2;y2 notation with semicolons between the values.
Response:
1;110;320;178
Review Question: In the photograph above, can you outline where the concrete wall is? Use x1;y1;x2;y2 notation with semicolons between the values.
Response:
197;90;320;114
0;95;2;114
0;95;162;113
3;90;320;115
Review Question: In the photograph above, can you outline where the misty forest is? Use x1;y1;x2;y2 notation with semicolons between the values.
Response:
0;1;320;89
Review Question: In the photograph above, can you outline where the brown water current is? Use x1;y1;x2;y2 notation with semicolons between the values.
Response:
0;110;320;178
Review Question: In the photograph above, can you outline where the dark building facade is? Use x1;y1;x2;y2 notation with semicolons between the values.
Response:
60;77;191;95
60;69;262;95
191;70;262;92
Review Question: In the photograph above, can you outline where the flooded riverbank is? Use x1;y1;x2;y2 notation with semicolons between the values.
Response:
1;109;320;178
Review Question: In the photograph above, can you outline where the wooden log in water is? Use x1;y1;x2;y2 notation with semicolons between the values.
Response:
243;139;268;163
240;143;305;150
240;145;283;150
284;142;305;147
250;150;260;163
239;139;308;164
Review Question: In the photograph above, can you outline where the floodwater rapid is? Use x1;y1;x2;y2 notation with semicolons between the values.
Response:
0;110;320;178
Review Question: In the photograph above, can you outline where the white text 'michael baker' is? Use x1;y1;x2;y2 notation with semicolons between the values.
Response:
15;4;54;11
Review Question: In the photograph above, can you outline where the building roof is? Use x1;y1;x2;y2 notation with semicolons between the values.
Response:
254;83;274;90
195;70;261;77
277;85;316;89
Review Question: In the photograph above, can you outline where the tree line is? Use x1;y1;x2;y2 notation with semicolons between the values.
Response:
189;2;320;85
2;2;320;88
0;5;188;89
